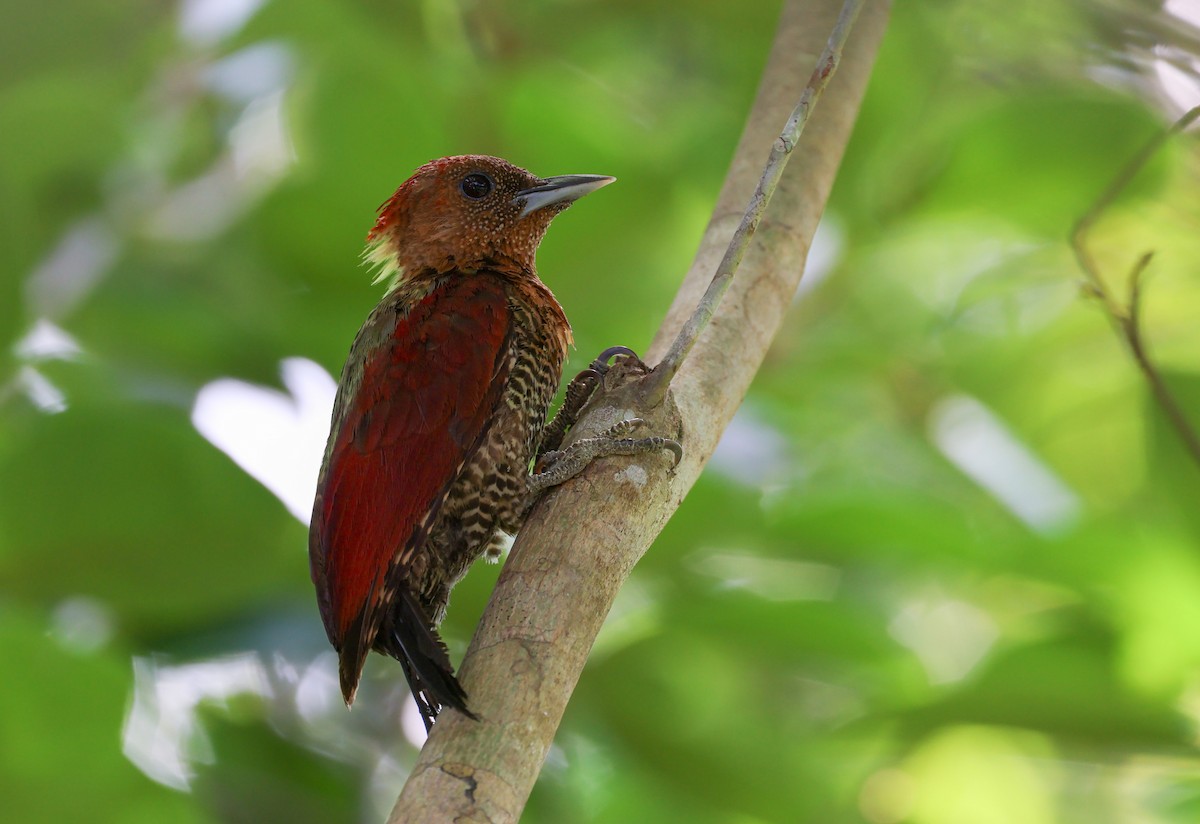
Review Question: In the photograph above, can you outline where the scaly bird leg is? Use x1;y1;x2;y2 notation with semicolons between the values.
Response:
487;417;682;559
538;371;598;458
528;418;682;502
539;346;646;458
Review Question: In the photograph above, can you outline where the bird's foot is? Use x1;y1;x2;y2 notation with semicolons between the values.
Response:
540;345;649;456
590;345;647;376
530;418;682;497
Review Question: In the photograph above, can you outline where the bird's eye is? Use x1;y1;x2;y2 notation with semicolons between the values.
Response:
460;173;493;199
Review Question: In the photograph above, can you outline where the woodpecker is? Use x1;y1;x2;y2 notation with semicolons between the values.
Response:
309;155;680;731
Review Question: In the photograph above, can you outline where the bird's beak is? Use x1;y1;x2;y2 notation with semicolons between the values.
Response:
515;174;615;219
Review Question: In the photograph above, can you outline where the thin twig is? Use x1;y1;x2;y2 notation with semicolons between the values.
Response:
1124;252;1200;464
642;0;866;404
1070;105;1200;467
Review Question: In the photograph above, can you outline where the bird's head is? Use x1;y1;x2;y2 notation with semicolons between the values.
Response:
364;154;614;289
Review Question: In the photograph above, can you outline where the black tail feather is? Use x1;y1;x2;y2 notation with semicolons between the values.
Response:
380;588;475;731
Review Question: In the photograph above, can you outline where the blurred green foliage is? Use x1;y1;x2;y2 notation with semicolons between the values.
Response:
2;0;1200;822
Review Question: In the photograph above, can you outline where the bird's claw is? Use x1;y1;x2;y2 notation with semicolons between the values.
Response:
589;345;647;377
601;418;684;469
562;346;645;405
661;438;684;469
541;350;680;475
593;345;640;366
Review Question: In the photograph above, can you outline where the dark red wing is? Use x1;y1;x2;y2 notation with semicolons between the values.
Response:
310;274;511;659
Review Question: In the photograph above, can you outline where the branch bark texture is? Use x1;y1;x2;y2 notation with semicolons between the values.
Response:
389;1;891;820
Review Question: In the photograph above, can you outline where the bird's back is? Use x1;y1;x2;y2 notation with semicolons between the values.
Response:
407;267;572;619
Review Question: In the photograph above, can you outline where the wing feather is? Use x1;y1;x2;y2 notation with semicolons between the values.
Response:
309;274;511;680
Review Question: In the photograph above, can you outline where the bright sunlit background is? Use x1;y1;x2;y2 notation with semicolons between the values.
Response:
3;0;1200;822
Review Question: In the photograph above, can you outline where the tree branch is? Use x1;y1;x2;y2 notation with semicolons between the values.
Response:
388;1;892;821
1070;105;1200;468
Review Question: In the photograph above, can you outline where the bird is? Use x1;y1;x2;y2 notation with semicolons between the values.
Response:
308;155;681;731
